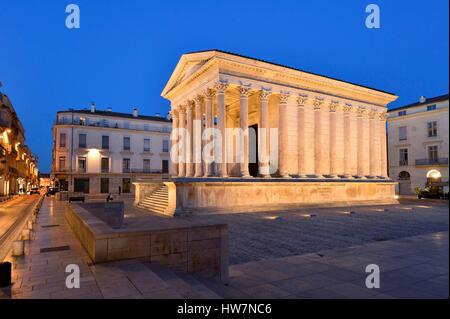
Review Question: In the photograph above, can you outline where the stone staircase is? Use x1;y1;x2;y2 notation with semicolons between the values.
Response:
137;184;169;214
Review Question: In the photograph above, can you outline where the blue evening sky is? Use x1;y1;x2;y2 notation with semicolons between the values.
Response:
0;0;448;172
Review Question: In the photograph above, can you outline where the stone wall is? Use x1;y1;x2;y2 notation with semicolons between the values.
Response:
174;180;398;212
65;203;229;282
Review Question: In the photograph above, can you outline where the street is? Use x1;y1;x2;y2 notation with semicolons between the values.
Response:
0;195;40;260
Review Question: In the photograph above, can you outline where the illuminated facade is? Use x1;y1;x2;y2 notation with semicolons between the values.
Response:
51;105;171;195
134;50;399;216
0;91;39;195
388;94;449;194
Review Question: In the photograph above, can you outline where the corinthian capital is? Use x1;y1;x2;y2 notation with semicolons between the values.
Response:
215;80;229;94
239;83;252;97
329;100;339;112
378;112;387;120
313;97;324;110
279;91;290;104
260;88;272;101
203;88;215;99
343;103;353;113
356;106;366;117
193;94;202;105
297;94;308;107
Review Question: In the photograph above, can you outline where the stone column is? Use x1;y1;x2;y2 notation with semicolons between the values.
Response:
193;95;203;177
313;98;325;178
239;84;251;178
362;111;371;178
178;106;186;177
169;109;179;177
216;81;229;177
278;92;291;178
369;109;379;178
303;98;315;176
379;112;388;178
343;104;355;178
297;95;308;178
203;89;214;177
328;101;339;178
356;107;365;178
185;101;194;177
258;88;271;178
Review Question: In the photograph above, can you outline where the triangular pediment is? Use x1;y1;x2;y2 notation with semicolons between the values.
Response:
161;50;218;98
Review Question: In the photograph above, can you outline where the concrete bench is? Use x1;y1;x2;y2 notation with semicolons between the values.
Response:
69;196;85;203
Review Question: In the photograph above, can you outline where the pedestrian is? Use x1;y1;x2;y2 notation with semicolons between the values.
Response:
118;186;121;196
106;193;114;202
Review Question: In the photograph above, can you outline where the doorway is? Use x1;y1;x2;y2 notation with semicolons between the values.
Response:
248;124;258;177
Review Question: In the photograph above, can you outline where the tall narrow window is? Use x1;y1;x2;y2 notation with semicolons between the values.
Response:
123;158;131;173
78;157;86;172
102;135;109;149
427;121;437;137
399;149;408;166
428;146;438;163
59;133;66;148
143;159;151;172
399;126;407;141
143;138;150;152
101;157;109;173
100;178;109;194
162;140;169;152
78;133;87;148
59;156;66;171
122;178;131;193
398;110;407;116
427;104;437;111
162;160;169;173
123;137;131;151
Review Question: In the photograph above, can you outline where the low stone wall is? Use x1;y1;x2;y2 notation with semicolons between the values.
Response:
174;179;398;212
65;203;228;282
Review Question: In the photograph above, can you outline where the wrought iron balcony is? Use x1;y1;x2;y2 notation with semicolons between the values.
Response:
415;158;449;166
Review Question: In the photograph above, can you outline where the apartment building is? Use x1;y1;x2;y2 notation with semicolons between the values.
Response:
0;89;39;195
51;104;171;195
387;94;449;194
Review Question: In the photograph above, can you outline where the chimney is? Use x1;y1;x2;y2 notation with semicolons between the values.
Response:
132;108;139;117
107;107;112;112
90;102;96;113
419;96;427;103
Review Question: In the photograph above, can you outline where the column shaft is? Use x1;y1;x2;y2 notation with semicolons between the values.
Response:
239;86;251;177
278;92;290;178
379;113;388;178
178;108;186;177
170;110;179;177
204;92;213;177
258;90;271;177
297;97;307;177
185;104;194;177
216;82;228;177
194;97;203;177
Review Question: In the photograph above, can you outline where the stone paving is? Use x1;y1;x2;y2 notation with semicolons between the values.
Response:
0;197;448;299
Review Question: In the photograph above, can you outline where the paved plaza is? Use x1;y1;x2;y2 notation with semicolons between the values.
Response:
0;198;448;299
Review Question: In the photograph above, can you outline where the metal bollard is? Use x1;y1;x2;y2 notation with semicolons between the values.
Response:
12;240;25;256
0;262;12;287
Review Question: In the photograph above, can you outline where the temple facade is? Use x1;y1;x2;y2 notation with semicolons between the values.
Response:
134;50;398;215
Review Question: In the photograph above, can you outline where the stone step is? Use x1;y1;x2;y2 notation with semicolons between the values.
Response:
141;199;168;206
138;202;166;211
149;194;168;200
140;203;168;211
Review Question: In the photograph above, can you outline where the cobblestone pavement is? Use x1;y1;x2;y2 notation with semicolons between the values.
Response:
1;197;448;299
197;199;449;264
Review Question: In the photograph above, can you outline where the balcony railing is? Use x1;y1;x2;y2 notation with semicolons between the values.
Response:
415;158;449;166
399;160;409;166
55;119;170;133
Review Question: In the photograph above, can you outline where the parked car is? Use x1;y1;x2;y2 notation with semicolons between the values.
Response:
418;187;448;199
46;187;60;196
28;187;40;195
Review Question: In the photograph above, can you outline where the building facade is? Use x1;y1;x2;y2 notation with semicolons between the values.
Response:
52;105;171;195
0;90;39;195
134;50;398;216
388;94;449;194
